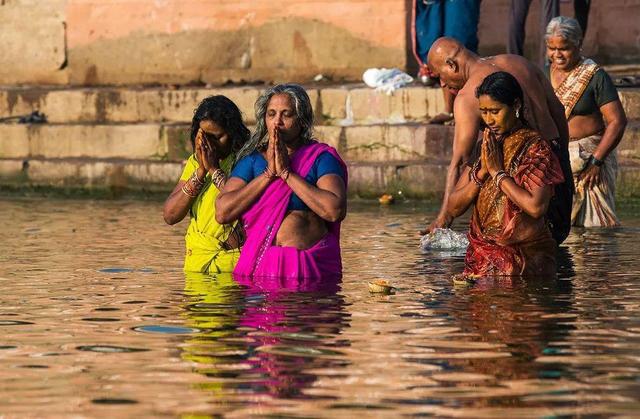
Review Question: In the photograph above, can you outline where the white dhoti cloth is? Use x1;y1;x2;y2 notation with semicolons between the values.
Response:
569;135;619;227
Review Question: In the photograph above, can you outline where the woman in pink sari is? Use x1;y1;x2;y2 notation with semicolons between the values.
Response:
216;84;348;280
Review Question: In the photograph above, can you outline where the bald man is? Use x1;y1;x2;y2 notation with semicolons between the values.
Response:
423;37;573;244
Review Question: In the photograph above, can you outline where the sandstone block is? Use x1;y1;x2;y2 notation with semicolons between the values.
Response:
314;126;342;151
27;125;165;160
402;87;429;121
43;90;100;123
0;1;68;85
0;159;25;179
617;122;640;161
342;126;385;161
346;163;394;197
349;88;405;124
319;88;348;122
619;89;640;121
426;87;447;118
0;125;30;158
162;125;193;161
124;161;183;185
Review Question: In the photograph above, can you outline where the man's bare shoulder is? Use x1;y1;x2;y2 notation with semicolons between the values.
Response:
455;87;479;109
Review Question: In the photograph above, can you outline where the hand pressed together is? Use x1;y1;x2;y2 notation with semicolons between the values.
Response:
195;128;220;175
482;129;505;178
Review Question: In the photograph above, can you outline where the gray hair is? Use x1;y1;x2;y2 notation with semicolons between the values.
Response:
545;16;583;48
236;83;314;162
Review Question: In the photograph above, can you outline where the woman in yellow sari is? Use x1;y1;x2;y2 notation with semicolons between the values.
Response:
448;72;565;278
163;96;250;274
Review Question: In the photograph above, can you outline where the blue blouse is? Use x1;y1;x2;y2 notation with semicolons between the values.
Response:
230;151;345;211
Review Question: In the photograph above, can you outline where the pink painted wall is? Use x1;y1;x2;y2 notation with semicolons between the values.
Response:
1;0;638;86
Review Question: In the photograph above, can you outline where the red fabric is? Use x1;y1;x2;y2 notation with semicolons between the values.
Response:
464;139;565;277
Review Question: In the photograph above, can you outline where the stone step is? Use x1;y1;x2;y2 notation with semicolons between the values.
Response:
0;122;455;163
0;85;445;127
3;120;639;164
2;157;639;198
2;85;639;126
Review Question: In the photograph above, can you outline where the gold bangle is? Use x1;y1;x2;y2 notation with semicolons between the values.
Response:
181;183;199;198
495;172;510;189
279;168;290;181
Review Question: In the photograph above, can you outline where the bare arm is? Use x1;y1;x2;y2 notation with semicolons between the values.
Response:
284;173;347;222
424;92;481;233
594;100;627;160
579;99;627;189
497;178;554;219
484;133;553;219
447;166;481;218
163;179;197;225
215;175;272;224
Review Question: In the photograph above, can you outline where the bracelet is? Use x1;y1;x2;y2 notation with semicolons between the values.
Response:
262;167;276;179
588;155;604;167
278;168;290;181
470;163;485;187
181;183;199;198
494;171;510;189
210;168;226;189
191;171;205;188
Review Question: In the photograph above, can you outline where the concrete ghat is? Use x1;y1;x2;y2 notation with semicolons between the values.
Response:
1;85;640;198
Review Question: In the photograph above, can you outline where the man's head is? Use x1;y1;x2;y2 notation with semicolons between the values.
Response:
427;37;468;93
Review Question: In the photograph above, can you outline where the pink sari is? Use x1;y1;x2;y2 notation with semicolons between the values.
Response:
233;141;348;279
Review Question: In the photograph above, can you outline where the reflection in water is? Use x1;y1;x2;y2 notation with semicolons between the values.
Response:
0;199;639;416
181;272;350;404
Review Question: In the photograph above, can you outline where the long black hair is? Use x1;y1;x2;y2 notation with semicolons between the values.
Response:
475;71;527;123
189;95;250;153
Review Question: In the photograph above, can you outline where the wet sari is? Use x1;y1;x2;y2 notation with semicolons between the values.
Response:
233;141;348;279
464;128;565;278
180;154;240;274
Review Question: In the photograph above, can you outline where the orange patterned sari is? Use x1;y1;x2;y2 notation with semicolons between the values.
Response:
464;128;565;278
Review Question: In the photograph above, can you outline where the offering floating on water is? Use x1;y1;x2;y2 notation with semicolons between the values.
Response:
420;228;469;251
378;194;395;205
368;279;394;294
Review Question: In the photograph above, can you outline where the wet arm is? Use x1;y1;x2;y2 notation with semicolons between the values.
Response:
163;166;207;225
215;176;272;224
447;166;482;218
285;173;347;222
438;95;481;221
497;180;554;219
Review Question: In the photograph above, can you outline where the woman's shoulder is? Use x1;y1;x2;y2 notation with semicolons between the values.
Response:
518;127;544;142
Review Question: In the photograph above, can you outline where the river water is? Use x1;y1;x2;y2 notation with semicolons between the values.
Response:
1;198;639;417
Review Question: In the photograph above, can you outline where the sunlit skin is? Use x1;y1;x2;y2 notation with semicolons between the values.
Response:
547;35;628;190
447;95;554;223
216;93;347;250
546;36;581;72
419;37;570;234
163;119;232;226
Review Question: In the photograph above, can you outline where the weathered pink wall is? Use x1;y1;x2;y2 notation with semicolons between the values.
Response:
63;0;409;85
0;0;638;86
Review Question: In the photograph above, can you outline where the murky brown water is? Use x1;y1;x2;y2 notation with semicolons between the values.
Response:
1;198;639;417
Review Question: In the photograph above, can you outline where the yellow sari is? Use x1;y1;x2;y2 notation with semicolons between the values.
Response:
179;154;240;274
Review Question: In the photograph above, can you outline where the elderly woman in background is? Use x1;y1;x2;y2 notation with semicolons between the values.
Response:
216;84;348;280
545;16;627;227
163;96;250;274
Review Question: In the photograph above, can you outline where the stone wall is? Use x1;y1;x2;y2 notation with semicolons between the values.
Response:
1;0;638;87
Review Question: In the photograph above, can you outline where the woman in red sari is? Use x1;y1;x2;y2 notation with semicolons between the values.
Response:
447;72;565;278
